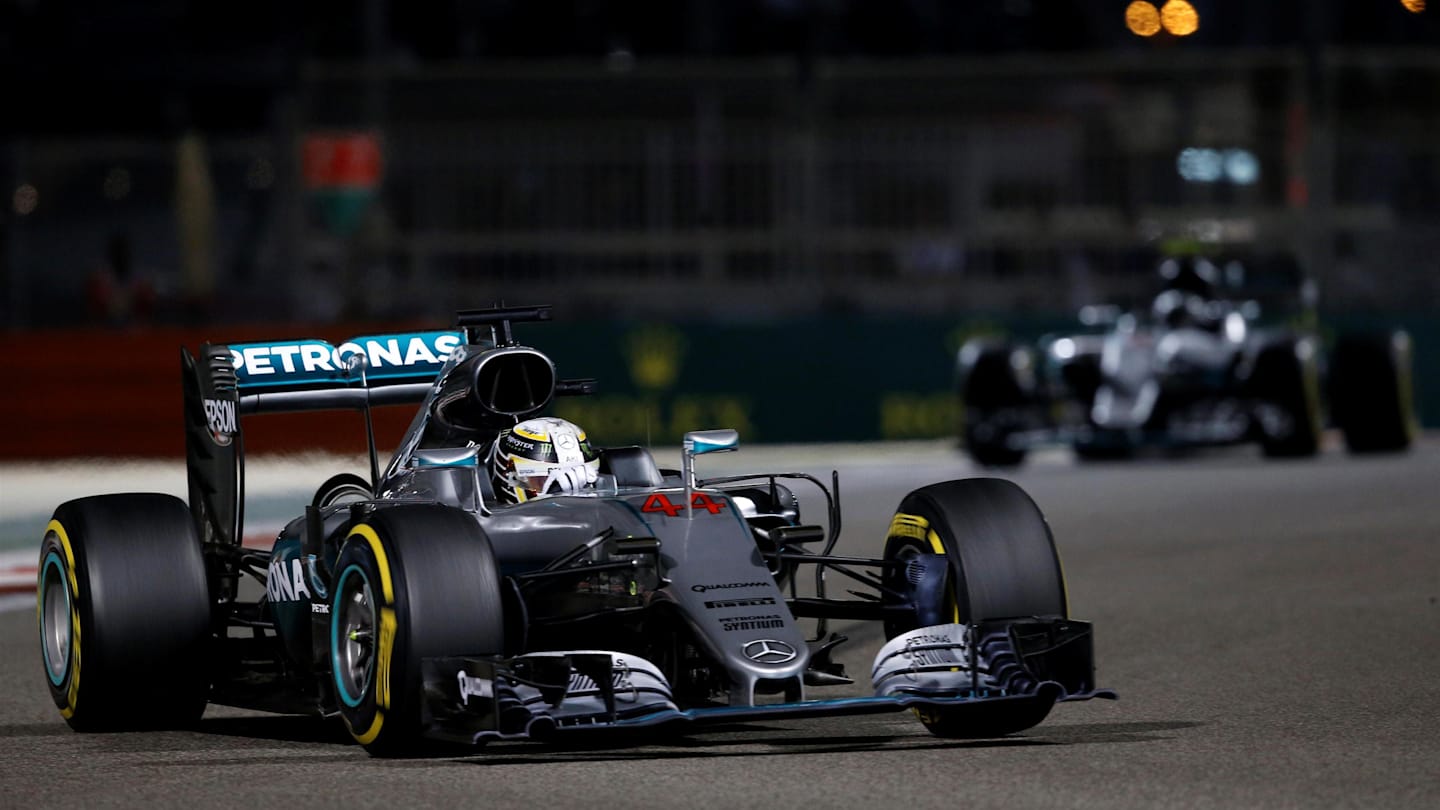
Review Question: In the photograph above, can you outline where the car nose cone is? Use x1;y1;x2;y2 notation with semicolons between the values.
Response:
743;639;797;665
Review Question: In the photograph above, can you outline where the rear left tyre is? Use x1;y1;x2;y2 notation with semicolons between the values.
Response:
38;493;212;731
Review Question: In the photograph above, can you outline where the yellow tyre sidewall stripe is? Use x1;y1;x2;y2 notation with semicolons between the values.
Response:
349;525;395;603
343;524;398;745
43;520;83;719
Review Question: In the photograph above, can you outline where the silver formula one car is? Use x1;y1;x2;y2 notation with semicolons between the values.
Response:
957;256;1417;466
38;305;1113;756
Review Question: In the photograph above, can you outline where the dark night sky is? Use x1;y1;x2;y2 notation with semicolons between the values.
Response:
2;1;1434;134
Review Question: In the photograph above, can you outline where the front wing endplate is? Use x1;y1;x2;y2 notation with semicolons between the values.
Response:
421;618;1116;745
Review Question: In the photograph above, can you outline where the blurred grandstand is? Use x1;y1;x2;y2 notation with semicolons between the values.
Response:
1;1;1435;328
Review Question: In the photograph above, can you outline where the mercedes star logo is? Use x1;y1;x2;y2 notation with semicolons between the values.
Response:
743;639;798;665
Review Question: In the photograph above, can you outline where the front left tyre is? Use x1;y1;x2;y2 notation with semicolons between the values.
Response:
330;504;507;756
38;493;212;730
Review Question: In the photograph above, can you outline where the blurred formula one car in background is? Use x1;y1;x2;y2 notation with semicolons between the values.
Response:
958;255;1417;466
38;305;1112;756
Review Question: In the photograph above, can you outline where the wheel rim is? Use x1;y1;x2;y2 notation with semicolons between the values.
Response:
39;550;72;687
332;565;376;708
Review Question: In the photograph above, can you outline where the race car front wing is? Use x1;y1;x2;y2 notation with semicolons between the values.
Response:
420;618;1116;744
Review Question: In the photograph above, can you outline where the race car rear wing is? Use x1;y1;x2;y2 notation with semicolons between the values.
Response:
228;330;466;413
181;329;466;547
182;305;574;549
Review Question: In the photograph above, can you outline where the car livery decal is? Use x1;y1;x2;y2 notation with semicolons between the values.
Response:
203;397;236;446
229;331;463;389
641;491;727;516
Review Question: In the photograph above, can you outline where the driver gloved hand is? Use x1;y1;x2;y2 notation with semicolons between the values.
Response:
544;464;598;495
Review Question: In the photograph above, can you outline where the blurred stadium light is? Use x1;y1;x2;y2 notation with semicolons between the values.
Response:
1125;2;1162;38
1160;1;1200;37
1127;1;1201;39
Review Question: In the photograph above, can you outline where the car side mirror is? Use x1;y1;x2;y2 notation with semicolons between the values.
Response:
681;429;739;488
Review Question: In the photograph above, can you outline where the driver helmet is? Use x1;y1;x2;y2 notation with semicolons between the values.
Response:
489;417;599;503
1153;257;1222;329
1157;256;1219;298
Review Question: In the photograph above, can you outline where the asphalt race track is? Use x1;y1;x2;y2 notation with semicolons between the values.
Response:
1;438;1437;808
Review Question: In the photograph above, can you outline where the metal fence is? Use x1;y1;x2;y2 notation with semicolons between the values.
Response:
4;49;1437;328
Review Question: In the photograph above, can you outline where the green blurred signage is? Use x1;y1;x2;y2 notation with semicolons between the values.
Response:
533;313;1435;445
